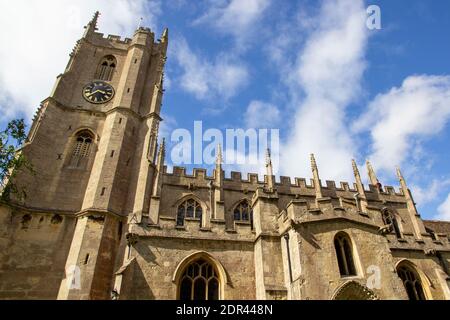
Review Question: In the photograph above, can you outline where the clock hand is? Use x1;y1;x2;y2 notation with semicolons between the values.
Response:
88;89;102;96
85;89;101;98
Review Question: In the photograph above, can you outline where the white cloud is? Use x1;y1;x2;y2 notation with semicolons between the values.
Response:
171;37;249;102
436;193;450;222
0;0;160;122
354;75;450;173
244;101;280;128
411;181;441;207
281;0;368;181
410;179;450;207
159;114;178;142
193;0;270;47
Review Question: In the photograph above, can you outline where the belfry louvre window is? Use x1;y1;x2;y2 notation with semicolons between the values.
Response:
179;259;219;300
96;55;116;81
70;131;94;168
177;199;202;226
334;232;357;277
397;264;426;300
73;133;93;157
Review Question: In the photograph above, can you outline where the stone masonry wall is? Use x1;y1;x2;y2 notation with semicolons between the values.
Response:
0;206;75;299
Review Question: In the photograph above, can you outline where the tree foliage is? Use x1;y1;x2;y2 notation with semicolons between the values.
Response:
0;119;33;201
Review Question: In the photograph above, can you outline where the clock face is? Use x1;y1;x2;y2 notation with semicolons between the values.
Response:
83;81;115;104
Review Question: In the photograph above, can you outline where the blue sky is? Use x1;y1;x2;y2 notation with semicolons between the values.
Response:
1;0;450;221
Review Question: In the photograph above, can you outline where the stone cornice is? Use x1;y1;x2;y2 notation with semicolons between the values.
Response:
389;247;450;253
129;229;255;243
44;97;163;122
292;215;380;232
0;200;76;216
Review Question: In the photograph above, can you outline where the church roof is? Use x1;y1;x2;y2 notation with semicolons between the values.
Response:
423;220;450;235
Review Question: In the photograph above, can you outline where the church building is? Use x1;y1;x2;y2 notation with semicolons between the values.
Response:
0;13;449;300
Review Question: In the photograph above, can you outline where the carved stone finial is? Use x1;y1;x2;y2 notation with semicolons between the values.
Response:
310;154;317;171
90;11;100;29
161;28;168;42
154;137;165;170
352;159;366;198
366;160;379;186
396;166;410;195
159;138;166;157
266;149;272;166
396;166;404;182
310;154;322;199
352;159;359;177
84;11;100;37
216;144;223;166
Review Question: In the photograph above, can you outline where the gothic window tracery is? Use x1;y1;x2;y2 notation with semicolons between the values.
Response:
233;200;253;229
233;200;251;221
179;259;219;300
334;232;357;277
177;199;202;227
96;55;116;81
397;263;427;300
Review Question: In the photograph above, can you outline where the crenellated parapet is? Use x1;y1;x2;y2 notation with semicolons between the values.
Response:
84;27;169;52
154;156;429;250
161;165;406;200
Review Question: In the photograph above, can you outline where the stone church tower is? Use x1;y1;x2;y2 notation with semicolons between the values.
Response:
0;13;449;300
0;12;167;299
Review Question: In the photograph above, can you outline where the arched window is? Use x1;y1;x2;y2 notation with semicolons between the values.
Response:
382;209;402;238
334;232;357;277
177;199;202;227
233;200;254;229
70;130;94;168
95;55;116;81
397;263;426;300
233;200;251;221
179;259;219;300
